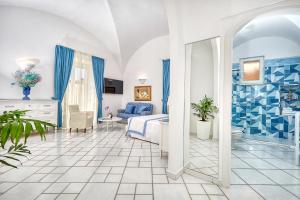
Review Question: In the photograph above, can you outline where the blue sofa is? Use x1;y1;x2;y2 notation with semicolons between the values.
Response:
117;102;153;120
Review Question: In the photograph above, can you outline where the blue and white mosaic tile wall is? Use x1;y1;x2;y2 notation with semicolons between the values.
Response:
232;57;300;139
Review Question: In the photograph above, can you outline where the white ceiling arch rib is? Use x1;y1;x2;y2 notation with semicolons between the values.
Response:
0;0;169;71
107;0;169;67
234;10;300;48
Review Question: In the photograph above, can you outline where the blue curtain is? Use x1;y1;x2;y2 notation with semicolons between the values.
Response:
92;56;105;119
54;45;74;127
162;59;170;114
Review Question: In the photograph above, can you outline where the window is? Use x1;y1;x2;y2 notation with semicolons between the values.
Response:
62;51;98;128
240;56;264;85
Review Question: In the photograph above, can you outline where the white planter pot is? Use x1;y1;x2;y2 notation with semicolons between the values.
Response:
196;120;211;140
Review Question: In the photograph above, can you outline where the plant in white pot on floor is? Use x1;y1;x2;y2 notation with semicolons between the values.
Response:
191;95;218;140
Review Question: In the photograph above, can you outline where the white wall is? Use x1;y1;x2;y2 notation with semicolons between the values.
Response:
122;35;169;114
189;40;214;134
233;36;300;62
0;6;123;115
180;0;290;44
163;0;297;185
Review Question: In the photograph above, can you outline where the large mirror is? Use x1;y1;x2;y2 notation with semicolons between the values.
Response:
184;37;221;182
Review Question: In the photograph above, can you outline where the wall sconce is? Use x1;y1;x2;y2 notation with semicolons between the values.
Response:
16;57;40;70
138;75;147;84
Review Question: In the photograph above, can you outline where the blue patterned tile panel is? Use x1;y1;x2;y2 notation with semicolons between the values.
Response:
280;85;300;111
232;56;300;139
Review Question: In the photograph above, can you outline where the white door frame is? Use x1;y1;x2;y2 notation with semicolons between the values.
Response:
220;0;300;187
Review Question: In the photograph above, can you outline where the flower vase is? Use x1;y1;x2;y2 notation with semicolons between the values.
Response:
22;86;31;100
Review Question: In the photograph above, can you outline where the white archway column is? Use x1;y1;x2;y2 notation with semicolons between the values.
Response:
164;0;186;178
218;34;232;187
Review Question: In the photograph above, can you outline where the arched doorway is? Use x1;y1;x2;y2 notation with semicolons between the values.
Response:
220;0;300;192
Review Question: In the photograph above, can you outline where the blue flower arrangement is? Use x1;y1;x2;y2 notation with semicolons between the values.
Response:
12;70;41;88
12;70;41;100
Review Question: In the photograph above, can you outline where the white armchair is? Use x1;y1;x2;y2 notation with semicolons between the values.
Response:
68;105;94;133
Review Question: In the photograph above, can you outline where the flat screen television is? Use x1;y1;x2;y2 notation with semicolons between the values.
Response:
104;78;123;94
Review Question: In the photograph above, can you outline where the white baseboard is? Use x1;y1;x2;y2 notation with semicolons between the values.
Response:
184;168;221;185
166;168;184;180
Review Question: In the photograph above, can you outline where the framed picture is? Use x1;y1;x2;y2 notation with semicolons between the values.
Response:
240;56;264;85
134;86;152;101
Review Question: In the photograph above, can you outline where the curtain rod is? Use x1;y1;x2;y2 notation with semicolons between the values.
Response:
57;35;93;57
56;44;95;58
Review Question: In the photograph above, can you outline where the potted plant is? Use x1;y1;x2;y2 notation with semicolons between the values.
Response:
0;110;55;168
191;95;218;140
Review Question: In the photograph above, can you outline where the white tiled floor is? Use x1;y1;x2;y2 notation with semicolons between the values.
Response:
231;138;300;199
0;125;227;200
0;125;300;200
188;136;219;178
187;135;300;199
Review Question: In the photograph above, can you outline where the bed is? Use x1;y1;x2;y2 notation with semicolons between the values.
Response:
126;114;168;144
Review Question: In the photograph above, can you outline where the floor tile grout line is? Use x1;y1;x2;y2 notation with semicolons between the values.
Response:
150;138;155;200
6;131;94;200
68;128;108;200
230;170;266;200
73;125;118;198
239;156;280;170
260;158;300;180
234;140;297;166
182;172;206;200
233;164;300;199
233;148;300;198
215;184;230;200
281;169;300;180
33;127;108;200
113;125;134;200
231;152;298;199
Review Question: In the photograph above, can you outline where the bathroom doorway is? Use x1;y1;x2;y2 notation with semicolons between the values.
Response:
230;9;300;191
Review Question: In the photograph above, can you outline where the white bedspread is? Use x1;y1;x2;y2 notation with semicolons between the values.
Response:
127;114;168;144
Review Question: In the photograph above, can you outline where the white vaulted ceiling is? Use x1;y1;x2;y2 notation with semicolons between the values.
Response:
0;0;168;71
108;0;168;67
234;10;300;48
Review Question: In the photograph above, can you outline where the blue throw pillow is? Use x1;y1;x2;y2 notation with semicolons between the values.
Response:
125;105;135;114
136;105;148;114
133;106;139;114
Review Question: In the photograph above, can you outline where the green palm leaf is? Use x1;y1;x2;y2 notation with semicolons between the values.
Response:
0;110;55;168
191;95;218;121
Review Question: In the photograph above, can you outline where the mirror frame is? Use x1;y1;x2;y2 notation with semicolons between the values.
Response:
183;36;222;184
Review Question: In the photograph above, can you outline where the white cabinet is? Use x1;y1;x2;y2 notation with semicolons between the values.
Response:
0;100;58;124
